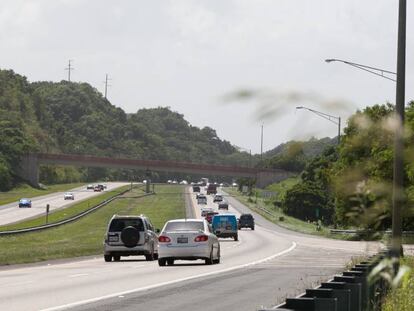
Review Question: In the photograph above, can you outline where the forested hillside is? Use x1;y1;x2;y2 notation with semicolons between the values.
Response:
262;137;336;172
279;103;414;230
0;69;251;190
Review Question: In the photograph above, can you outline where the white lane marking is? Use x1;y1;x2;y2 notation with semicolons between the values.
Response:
68;273;89;278
41;242;297;311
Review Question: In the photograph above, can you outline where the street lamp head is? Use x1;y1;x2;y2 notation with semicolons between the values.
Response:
295;106;303;110
325;59;335;63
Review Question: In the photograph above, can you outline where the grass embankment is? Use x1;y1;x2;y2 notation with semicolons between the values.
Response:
0;185;131;231
0;183;84;206
382;256;414;311
226;187;351;240
0;185;185;265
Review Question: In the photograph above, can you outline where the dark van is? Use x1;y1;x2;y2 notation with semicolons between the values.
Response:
238;214;255;230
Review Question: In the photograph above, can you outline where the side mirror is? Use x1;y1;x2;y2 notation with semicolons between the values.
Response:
156;228;160;233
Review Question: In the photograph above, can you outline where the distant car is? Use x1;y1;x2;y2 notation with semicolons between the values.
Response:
205;211;219;224
172;180;178;184
18;198;32;208
94;185;103;192
158;219;220;266
192;185;201;192
212;214;238;241
104;214;159;262
207;184;217;195
179;180;188;185
87;184;94;190
218;200;229;210
232;183;238;187
238;214;255;230
64;192;75;200
97;184;105;190
201;207;215;217
213;194;223;202
167;180;172;184
197;195;207;205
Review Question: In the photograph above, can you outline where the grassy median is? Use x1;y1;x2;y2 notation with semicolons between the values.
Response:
0;185;185;265
0;183;84;206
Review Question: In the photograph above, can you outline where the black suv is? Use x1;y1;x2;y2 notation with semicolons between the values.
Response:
238;214;255;230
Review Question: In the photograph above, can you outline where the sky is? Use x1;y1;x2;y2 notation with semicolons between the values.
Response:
0;0;412;153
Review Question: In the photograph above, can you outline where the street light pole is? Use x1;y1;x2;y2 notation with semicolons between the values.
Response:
392;0;406;256
296;106;341;145
325;58;396;82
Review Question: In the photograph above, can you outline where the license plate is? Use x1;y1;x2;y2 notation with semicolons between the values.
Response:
109;235;119;242
177;237;188;244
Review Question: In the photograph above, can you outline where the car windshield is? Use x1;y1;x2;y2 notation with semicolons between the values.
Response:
109;218;144;231
165;221;204;232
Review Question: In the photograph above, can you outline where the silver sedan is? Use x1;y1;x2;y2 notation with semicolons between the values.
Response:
157;219;220;266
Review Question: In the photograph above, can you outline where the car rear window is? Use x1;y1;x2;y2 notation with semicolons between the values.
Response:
109;218;144;231
241;214;253;219
165;221;204;232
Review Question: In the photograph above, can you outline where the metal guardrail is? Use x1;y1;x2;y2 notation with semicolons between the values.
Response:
0;188;153;236
330;229;414;236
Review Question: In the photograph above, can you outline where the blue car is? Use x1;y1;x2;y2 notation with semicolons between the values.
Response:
18;198;32;208
212;214;238;241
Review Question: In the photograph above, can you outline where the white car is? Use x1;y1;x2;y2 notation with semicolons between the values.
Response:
179;180;188;185
158;219;220;266
64;192;75;200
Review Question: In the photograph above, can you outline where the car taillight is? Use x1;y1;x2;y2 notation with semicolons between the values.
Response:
158;236;171;243
194;235;208;242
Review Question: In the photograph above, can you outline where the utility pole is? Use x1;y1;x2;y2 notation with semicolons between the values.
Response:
104;73;111;99
260;124;264;161
392;0;406;257
65;60;74;82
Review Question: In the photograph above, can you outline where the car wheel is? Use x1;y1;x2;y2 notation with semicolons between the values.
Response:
205;249;213;265
158;258;166;266
104;255;112;262
167;259;175;266
251;226;255;230
145;247;155;261
154;252;159;260
113;255;121;261
213;246;220;264
234;235;238;241
120;226;140;248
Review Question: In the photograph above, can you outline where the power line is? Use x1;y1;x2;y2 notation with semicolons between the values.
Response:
65;60;74;82
104;73;112;99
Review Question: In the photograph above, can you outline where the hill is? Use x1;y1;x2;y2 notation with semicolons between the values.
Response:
0;69;250;190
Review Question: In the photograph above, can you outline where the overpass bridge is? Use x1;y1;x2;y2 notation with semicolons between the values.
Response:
19;153;294;188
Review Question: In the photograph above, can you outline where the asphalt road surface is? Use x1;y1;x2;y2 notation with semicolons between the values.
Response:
0;182;129;226
0;186;379;311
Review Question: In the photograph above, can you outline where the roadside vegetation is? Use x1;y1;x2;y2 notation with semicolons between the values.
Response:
0;182;84;206
226;187;350;240
382;256;414;311
0;185;185;265
0;185;130;231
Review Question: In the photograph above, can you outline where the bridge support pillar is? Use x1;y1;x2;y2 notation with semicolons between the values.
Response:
145;169;151;193
19;154;40;188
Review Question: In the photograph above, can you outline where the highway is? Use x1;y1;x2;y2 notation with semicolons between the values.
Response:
0;182;129;226
0;186;379;311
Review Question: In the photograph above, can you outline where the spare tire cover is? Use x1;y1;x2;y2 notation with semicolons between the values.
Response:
121;226;140;248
